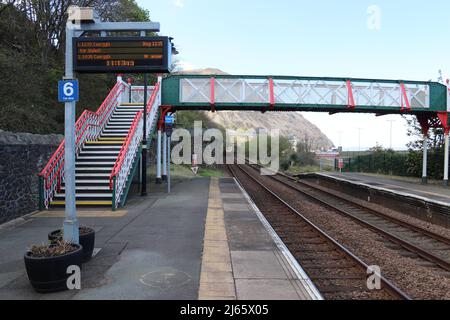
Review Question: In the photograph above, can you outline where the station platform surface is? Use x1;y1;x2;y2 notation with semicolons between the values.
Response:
318;172;450;207
0;174;320;300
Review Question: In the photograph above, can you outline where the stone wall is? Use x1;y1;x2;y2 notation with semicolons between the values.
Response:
0;130;63;224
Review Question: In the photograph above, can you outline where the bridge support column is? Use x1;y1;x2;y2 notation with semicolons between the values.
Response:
444;133;449;187
422;134;428;184
156;129;162;184
162;131;167;181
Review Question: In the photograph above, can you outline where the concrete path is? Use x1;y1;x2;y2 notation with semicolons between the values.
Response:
0;177;209;300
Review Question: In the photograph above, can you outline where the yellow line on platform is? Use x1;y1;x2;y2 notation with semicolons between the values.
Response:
34;209;128;218
198;178;236;300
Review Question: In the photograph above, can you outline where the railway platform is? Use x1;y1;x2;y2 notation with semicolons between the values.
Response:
0;174;321;300
302;172;450;227
321;172;450;206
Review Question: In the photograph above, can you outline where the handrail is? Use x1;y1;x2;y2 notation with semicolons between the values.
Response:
109;82;161;208
38;78;128;209
109;111;143;189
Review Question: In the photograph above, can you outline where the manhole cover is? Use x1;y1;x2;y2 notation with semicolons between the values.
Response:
140;268;192;289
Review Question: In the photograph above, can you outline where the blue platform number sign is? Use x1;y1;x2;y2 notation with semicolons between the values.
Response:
58;80;79;102
165;115;174;125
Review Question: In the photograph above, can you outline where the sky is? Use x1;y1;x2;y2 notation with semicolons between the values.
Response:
137;0;450;150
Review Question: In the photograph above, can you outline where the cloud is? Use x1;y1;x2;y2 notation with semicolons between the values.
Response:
175;60;196;71
173;0;184;8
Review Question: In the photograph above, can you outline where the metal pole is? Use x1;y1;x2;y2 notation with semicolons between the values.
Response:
156;129;162;183
444;133;449;187
168;135;171;193
63;22;79;244
141;74;148;196
128;79;132;103
387;120;395;150
162;131;167;181
422;133;428;184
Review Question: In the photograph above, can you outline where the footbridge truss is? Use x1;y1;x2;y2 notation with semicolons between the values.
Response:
161;75;449;120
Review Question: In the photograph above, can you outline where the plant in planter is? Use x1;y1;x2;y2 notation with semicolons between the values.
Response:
48;226;95;263
24;241;83;293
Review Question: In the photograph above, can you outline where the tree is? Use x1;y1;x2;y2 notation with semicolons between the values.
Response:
0;0;154;134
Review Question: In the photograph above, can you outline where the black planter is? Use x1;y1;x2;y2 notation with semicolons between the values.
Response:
48;228;95;263
24;244;83;293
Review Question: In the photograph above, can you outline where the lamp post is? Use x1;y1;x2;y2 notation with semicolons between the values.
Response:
387;120;395;150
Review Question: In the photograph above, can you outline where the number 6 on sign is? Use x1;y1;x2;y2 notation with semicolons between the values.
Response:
58;79;79;102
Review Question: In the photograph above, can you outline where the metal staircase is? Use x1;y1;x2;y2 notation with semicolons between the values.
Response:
39;76;161;210
51;103;143;207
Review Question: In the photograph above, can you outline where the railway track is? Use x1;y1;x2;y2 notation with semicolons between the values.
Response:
246;163;450;272
227;164;410;300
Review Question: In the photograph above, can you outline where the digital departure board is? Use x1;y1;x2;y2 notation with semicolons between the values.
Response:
73;36;172;73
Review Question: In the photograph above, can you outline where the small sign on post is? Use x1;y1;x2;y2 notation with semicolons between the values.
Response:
191;154;199;175
338;158;344;172
58;80;79;102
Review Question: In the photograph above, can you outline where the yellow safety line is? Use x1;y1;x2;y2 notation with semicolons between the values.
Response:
198;177;236;300
50;201;112;206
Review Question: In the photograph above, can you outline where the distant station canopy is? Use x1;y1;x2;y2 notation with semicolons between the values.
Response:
73;36;173;73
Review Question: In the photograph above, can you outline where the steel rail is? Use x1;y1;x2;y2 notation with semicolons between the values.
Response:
245;163;450;272
228;164;411;300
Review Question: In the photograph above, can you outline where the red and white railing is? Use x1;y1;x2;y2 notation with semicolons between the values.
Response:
109;82;161;209
38;76;129;209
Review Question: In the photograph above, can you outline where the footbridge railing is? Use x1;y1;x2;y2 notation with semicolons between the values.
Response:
38;76;129;209
109;81;161;209
161;75;448;114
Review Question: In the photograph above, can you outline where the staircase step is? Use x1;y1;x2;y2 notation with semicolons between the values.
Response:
113;112;139;116
79;151;119;156
76;167;113;172
101;134;127;137
115;109;142;113
83;145;122;149
61;186;111;191
76;161;117;165
109;118;134;121
103;129;129;133
98;136;126;144
110;115;136;119
120;103;144;106
50;200;112;206
105;126;131;129
54;193;112;198
78;156;117;160
85;141;123;145
62;180;111;186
